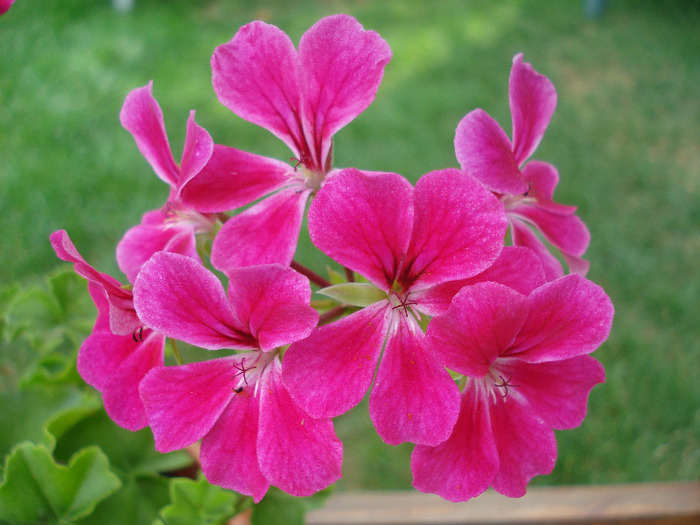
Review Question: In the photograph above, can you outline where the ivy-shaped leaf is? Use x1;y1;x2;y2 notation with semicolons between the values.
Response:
159;475;247;525
0;442;121;523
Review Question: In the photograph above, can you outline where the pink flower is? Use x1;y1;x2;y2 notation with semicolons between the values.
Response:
455;54;590;279
50;229;164;430
412;275;613;501
180;14;392;273
133;252;341;501
0;0;15;15
283;168;508;446
117;81;216;283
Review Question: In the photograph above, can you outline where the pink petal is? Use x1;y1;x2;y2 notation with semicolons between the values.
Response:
564;252;590;276
298;14;391;165
509;218;564;281
511;205;590;258
308;169;413;290
509;53;557;166
258;358;342;497
508;355;605;430
177;111;214;194
120;82;180;187
411;383;498;502
200;393;269;502
455;109;528;195
401;169;507;289
511;274;614;362
210;188;309;272
133;252;254;349
139;356;239;452
212;21;303;155
412;247;546;316
426;282;529;378
369;319;460;446
283;301;391;418
116;217;198;284
520;161;576;214
488;387;557;497
226;265;318;352
50;229;138;335
180;144;291;212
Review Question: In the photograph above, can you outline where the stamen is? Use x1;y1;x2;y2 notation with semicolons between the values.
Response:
494;372;520;398
391;293;416;317
232;357;257;386
131;326;144;342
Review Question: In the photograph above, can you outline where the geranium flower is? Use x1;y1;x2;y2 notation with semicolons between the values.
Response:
180;14;392;273
455;53;590;279
412;276;613;501
50;229;164;430
133;252;341;501
117;81;216;283
283;168;508;446
0;0;15;15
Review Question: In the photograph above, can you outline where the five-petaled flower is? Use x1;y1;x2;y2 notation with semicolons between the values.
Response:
179;14;392;273
455;53;590;279
412;276;613;501
133;252;341;502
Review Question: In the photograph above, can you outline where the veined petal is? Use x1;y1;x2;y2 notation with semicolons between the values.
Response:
511;205;590;258
455;109;528;195
308;169;413;289
211;188;309;272
200;393;269;502
226;265;318;352
177;111;214;194
283;301;391;418
426;282;529;378
520;161;577;214
509;53;557;166
508;355;605;430
369;320;460;446
212;21;303;155
299;14;391;165
133;252;254;349
510;274;614;362
120;81;180;187
139;356;240;452
411;382;498;502
180;144;291;212
509;219;564;281
258;358;342;497
401;169;506;289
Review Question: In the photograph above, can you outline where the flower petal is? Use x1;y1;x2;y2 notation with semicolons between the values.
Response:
177;111;214;194
180;144;291;213
133;252;254;349
309;169;413;290
509;218;564;281
258;358;342;497
369;319;460;446
509;53;557;166
511;274;614;362
212;21;303;155
520;161;577;214
200;392;269;502
411;383;498;502
283;301;391;418
401;169;507;289
455;109;528;195
511;205;590;259
139;356;239;452
120;81;180;187
226;264;318;352
298;14;391;166
426;282;529;378
211;188;309;272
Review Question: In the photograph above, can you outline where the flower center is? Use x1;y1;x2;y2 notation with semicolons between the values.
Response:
231;351;275;395
486;365;520;402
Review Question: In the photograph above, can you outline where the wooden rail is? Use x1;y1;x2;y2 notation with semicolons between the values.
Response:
306;482;700;525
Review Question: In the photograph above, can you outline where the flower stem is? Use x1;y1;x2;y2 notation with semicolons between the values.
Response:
291;260;332;288
344;266;355;282
170;339;184;365
318;305;347;325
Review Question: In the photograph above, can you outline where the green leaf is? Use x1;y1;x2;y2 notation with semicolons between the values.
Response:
252;487;332;525
159;475;244;525
0;442;121;523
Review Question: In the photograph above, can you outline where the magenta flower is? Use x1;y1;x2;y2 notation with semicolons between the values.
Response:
133;252;341;501
117;81;216;283
412;275;613;501
50;230;164;430
455;54;590;279
283;168;508;446
0;0;15;15
180;14;392;273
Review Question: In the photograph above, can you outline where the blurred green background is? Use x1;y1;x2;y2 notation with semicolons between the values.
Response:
1;0;698;493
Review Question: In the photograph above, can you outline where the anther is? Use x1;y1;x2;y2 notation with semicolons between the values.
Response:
131;326;144;343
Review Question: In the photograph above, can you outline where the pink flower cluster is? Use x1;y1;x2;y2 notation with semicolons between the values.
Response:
52;14;613;503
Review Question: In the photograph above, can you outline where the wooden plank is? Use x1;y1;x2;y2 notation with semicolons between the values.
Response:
306;482;700;525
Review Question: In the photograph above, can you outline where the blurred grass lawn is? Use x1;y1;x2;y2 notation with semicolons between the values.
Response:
1;0;698;489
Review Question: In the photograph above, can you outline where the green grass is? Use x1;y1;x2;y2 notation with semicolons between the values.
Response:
2;0;699;490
